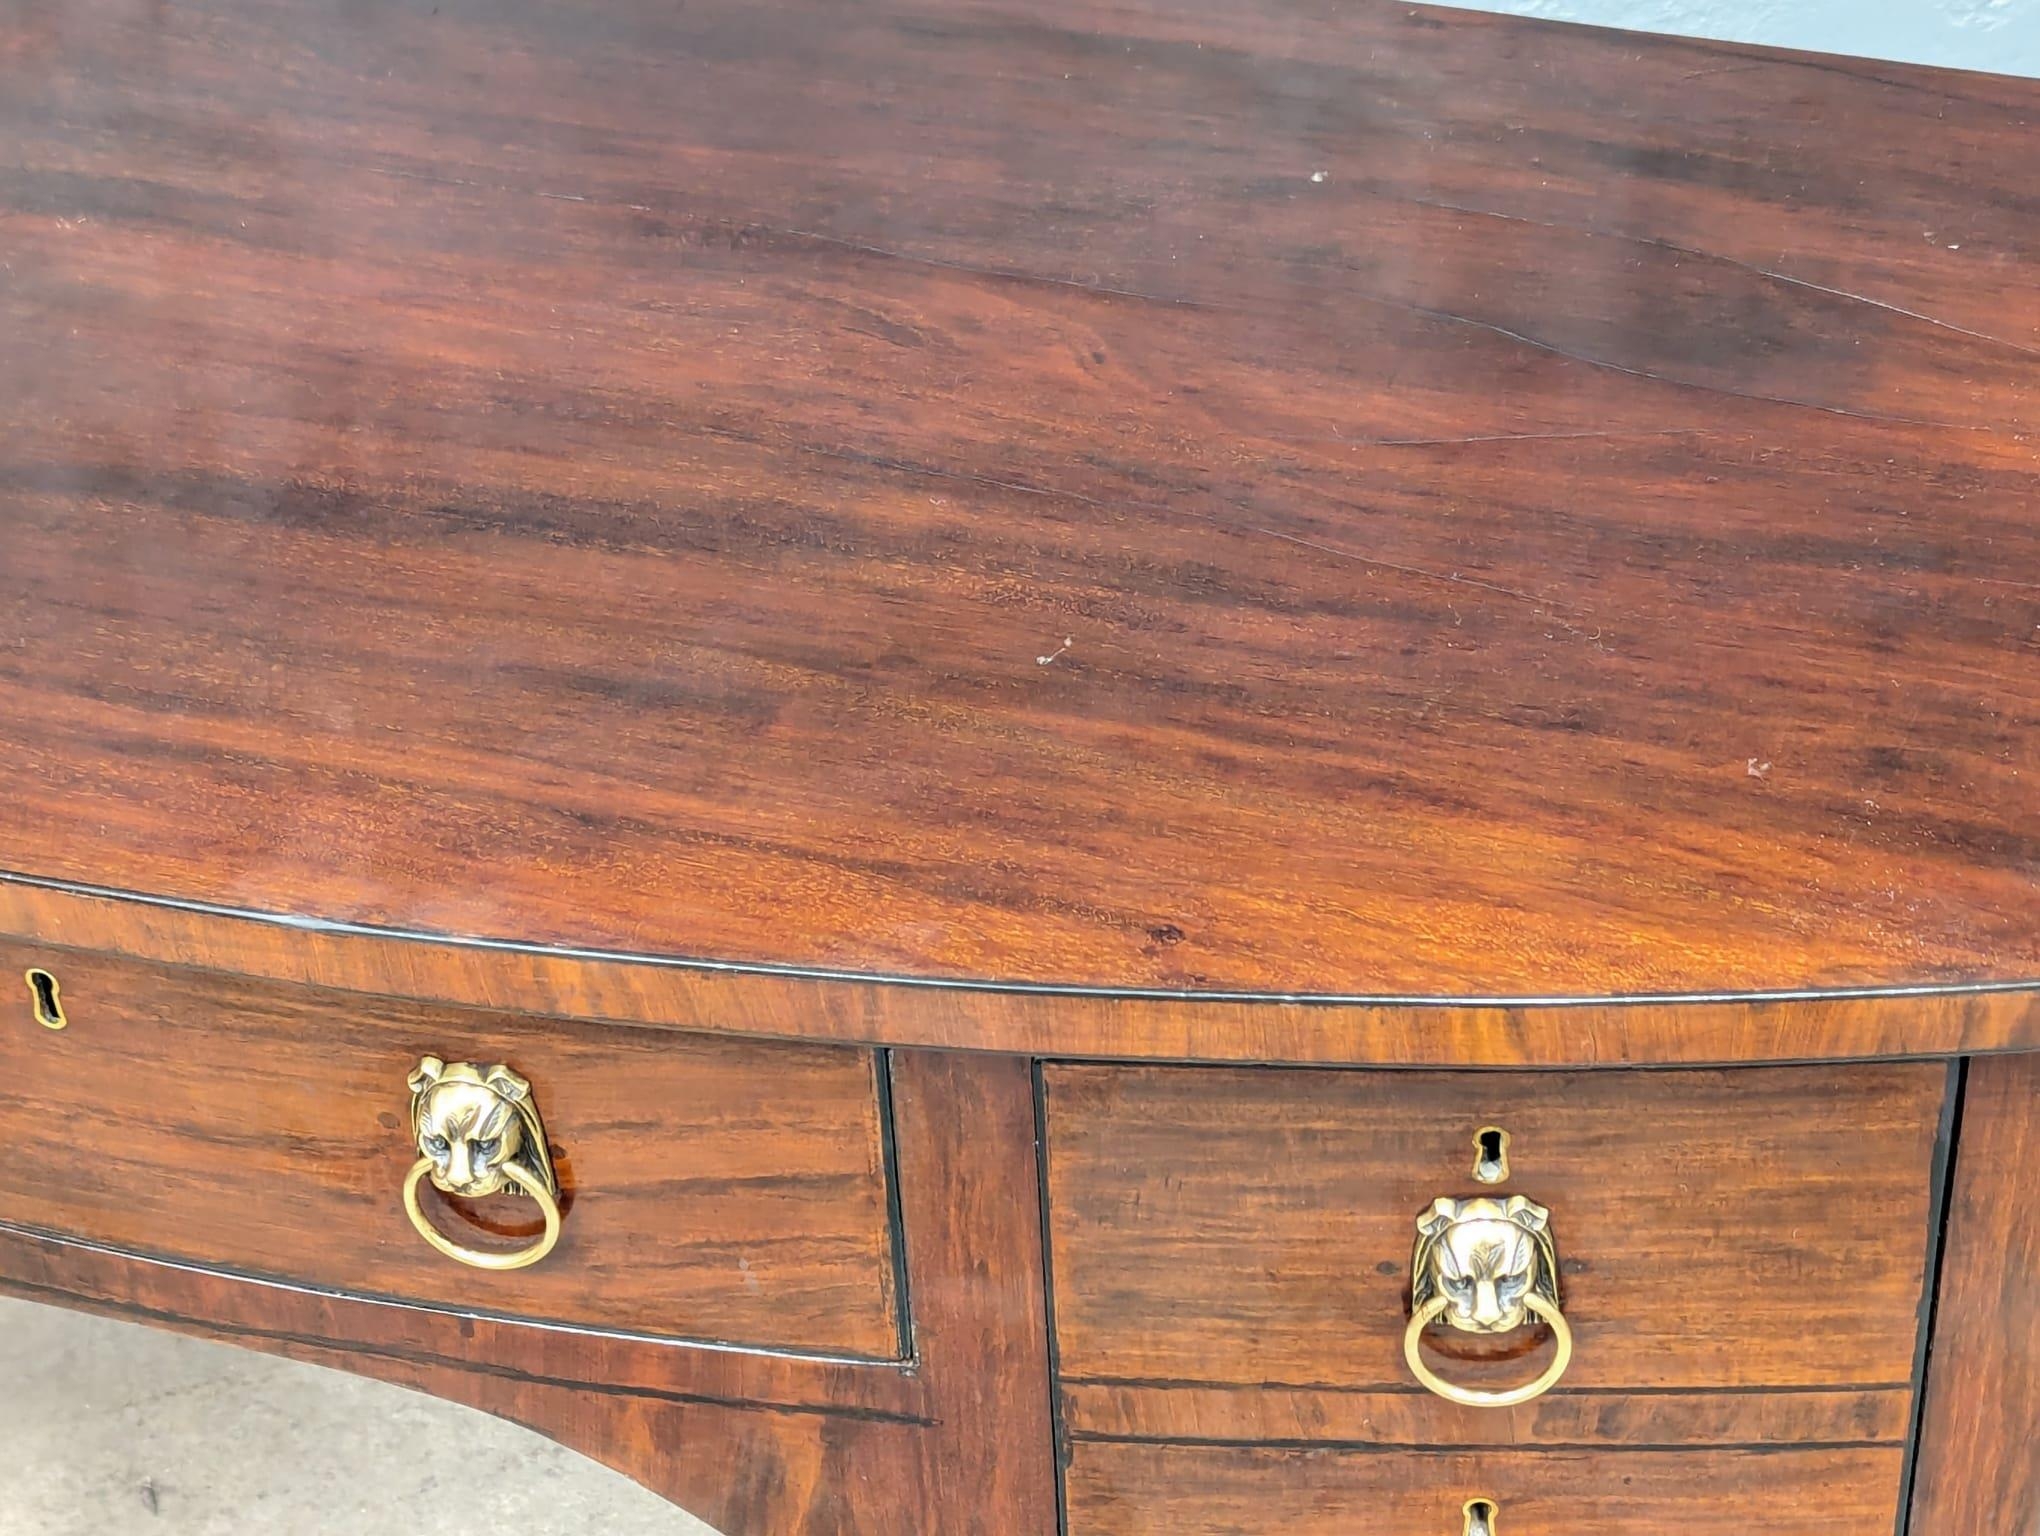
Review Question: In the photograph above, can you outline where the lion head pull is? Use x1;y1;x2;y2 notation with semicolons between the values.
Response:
1411;1193;1558;1335
1405;1192;1573;1408
407;1057;554;1200
402;1056;563;1271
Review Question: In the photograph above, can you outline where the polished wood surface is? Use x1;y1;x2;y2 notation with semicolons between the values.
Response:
1045;1064;1947;1415
10;877;2039;1066
0;940;904;1358
0;1049;1061;1536
1060;1380;1914;1450
3;0;2038;1010
1063;1444;1905;1535
3;1;2035;1529
1908;1052;2040;1533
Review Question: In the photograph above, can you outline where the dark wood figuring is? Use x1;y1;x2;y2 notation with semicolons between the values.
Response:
0;939;904;1358
3;0;2038;1011
0;1049;1062;1536
1908;1052;2040;1533
1060;1381;1914;1450
2;1;2036;1530
1062;1444;1906;1535
1045;1063;1947;1435
10;877;2039;1066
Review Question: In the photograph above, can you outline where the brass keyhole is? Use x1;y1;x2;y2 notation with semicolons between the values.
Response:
1472;1126;1509;1184
26;968;66;1030
1464;1498;1499;1536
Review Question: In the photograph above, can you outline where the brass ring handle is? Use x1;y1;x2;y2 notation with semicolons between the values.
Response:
1405;1193;1571;1408
403;1155;562;1271
1404;1292;1574;1408
401;1056;564;1272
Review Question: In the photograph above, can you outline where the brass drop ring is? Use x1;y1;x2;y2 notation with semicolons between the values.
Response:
401;1056;565;1271
403;1155;562;1271
1403;1291;1574;1408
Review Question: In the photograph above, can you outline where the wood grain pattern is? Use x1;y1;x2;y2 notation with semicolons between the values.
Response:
10;878;2040;1066
0;1049;1061;1536
2;5;2031;1529
1062;1443;1906;1535
1059;1381;1914;1450
0;939;903;1359
1908;1052;2040;1534
2;0;2037;1003
1044;1064;1947;1409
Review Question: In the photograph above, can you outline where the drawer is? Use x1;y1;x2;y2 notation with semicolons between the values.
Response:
1;943;904;1358
1064;1444;1904;1534
1045;1063;1947;1434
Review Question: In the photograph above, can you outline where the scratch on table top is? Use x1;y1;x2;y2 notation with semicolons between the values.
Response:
1384;189;2040;362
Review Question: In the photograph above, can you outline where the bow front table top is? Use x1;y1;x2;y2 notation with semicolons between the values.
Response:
0;0;2033;1531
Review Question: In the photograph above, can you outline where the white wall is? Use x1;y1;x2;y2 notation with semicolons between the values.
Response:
1430;0;2040;77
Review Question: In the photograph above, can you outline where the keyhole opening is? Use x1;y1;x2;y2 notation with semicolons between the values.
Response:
26;968;66;1031
1464;1498;1499;1536
1473;1126;1509;1184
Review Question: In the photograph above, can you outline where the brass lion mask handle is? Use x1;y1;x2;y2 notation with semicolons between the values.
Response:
402;1056;563;1271
1404;1194;1572;1408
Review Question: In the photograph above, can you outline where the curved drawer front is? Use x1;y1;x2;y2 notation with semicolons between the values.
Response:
1045;1058;1949;1504
0;943;904;1359
1064;1444;1904;1535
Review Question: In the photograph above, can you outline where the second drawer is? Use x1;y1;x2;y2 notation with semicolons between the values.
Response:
1063;1442;1906;1534
1044;1062;1949;1431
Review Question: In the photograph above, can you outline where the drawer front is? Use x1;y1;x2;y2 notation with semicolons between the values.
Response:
1064;1444;1904;1535
1045;1062;1946;1413
1;944;903;1358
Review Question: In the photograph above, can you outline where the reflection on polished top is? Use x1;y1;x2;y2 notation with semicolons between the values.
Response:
0;0;2035;1001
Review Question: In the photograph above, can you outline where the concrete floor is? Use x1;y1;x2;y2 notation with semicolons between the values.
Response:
0;1297;717;1535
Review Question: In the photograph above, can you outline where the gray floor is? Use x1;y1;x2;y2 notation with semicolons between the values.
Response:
0;1298;717;1535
